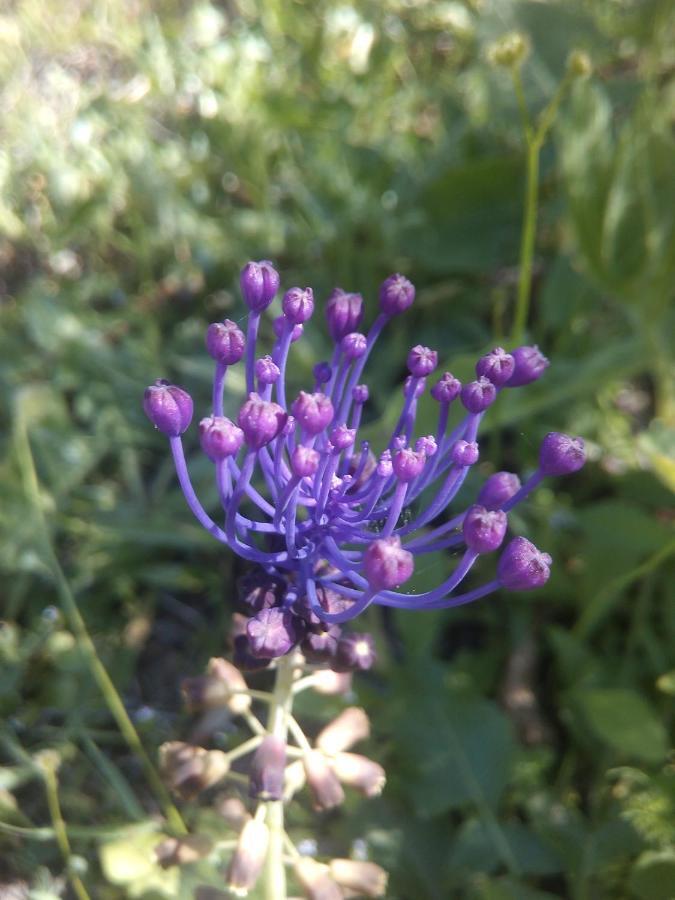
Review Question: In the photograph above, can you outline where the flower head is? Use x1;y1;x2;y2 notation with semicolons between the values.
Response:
144;262;585;660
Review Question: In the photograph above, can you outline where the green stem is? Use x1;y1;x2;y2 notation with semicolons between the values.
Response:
512;139;540;345
41;759;91;900
264;653;298;900
13;413;187;835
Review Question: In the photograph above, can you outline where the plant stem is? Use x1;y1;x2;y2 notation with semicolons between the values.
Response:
512;138;540;346
41;759;91;900
264;653;298;900
13;412;187;835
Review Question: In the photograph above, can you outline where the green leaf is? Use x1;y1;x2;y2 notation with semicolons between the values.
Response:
573;688;669;764
629;850;675;900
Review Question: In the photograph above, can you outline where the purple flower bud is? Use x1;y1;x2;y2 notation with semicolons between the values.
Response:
379;273;415;316
240;260;280;312
272;315;303;342
329;859;389;898
255;355;280;385
476;347;515;386
539;432;586;476
249;735;286;801
407;345;438;378
159;742;230;799
233;634;271;672
237;569;286;614
282;415;295;435
330;424;356;451
335;633;377;672
451;440;479;466
497;537;552;590
237;393;288;449
415;435;437;457
282;286;314;324
199;415;244;461
364;536;414;591
295;859;343;900
392;435;407;450
316;707;370;754
392;447;425;482
506;345;550;387
303;750;345;811
302;624;341;662
143;380;193;436
206;319;245;365
403;375;427;398
291;444;320;477
352;384;369;404
313;361;332;384
461;377;497;413
431;372;461;404
477;471;521;510
341;331;367;360
376;450;393;478
246;607;298;658
463;504;508;554
326;288;364;341
291;391;334;435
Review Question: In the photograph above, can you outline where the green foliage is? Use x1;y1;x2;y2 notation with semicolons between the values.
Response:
1;0;674;897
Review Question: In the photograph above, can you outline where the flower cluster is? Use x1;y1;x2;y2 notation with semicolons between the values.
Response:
144;261;585;662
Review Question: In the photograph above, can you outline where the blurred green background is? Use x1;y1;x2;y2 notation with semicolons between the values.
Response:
1;0;674;897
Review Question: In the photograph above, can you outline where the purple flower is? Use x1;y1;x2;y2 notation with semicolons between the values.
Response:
249;735;286;801
144;261;584;653
143;380;193;436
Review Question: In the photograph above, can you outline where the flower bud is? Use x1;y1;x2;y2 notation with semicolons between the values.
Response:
476;347;515;386
487;31;530;69
497;537;552;591
407;345;437;378
249;735;286;801
291;392;334;435
415;435;437;457
461;377;496;413
477;471;521;510
330;424;356;451
181;658;250;715
143;380;193;436
232;635;271;672
335;633;376;672
216;795;250;832
431;372;461;404
379;273;415;316
199;416;244;461
341;332;367;360
316;707;370;754
364;536;414;590
303;750;345;811
376;450;393;478
539;432;586;476
206;320;245;365
272;315;303;341
227;818;269;897
302;624;341;662
237;393;287;449
312;669;353;696
463;504;508;554
451;439;479;467
313;361;332;384
207;657;251;713
255;355;280;385
159;742;230;799
506;345;549;387
282;286;314;324
247;607;298;658
331;752;386;797
326;288;364;341
291;444;320;477
237;570;286;614
155;835;212;869
352;384;369;404
329;859;388;898
294;858;343;900
240;260;279;312
392;447;425;482
567;49;592;78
